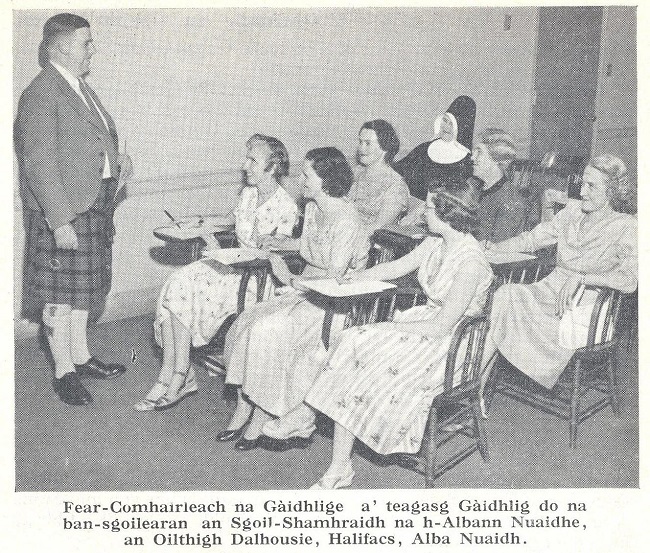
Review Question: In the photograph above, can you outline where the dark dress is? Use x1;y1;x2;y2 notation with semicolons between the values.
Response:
393;141;473;200
393;95;476;200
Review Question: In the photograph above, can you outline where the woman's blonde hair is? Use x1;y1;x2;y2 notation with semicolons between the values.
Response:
588;154;636;214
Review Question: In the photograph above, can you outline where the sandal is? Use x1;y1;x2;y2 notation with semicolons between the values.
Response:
133;380;169;411
310;466;355;490
153;370;198;411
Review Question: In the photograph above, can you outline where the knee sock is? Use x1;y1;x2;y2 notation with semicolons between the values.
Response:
70;309;92;365
42;304;75;378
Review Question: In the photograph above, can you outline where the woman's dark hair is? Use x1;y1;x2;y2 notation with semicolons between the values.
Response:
39;13;90;68
429;180;480;236
360;119;400;164
305;147;354;198
246;134;290;181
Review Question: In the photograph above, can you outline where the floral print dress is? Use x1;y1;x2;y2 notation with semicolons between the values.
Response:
153;185;297;347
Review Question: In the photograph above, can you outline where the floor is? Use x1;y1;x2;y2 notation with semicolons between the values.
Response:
15;314;638;491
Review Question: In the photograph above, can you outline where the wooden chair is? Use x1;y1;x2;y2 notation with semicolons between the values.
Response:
190;258;273;374
388;283;495;487
190;212;306;373
491;286;625;448
369;229;422;266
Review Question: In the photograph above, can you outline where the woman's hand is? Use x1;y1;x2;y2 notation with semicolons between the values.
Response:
556;274;582;317
268;252;291;284
258;235;298;251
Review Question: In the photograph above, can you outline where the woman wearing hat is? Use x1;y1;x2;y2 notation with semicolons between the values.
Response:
394;95;476;201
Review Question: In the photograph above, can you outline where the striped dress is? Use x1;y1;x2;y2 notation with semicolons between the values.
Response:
306;234;492;455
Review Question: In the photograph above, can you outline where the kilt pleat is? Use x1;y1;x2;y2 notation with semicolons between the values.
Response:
21;179;116;318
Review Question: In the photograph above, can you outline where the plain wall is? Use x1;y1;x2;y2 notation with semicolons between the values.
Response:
592;5;637;179
13;7;539;335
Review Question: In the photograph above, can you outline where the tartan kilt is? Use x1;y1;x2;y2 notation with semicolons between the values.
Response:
21;179;117;319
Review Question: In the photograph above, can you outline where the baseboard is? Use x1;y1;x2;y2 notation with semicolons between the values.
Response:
13;286;159;341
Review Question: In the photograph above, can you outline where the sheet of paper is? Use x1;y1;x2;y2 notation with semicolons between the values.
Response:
201;247;267;265
485;250;537;265
299;278;396;297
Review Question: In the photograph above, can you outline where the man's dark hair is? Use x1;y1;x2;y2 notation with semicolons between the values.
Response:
39;13;90;68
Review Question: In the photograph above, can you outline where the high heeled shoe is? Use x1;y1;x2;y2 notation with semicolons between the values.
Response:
153;370;198;411
216;410;253;442
309;466;355;490
234;436;263;451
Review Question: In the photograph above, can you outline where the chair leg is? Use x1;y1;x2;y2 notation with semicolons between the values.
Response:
569;358;582;448
483;362;501;415
472;398;490;462
424;407;438;488
607;353;621;416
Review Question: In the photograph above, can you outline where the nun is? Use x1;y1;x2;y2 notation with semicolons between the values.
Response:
394;95;476;201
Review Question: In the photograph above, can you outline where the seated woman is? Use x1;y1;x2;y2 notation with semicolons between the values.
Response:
472;128;532;242
218;147;370;450
348;119;409;233
133;134;298;411
394;95;476;201
305;182;493;489
479;154;637;404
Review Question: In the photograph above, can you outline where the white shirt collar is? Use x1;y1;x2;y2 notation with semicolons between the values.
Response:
50;61;83;93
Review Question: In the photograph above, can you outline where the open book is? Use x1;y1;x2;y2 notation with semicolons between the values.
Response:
299;279;396;298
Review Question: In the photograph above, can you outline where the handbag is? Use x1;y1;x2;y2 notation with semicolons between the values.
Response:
558;285;612;349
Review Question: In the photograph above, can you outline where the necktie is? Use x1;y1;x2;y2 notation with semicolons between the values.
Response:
78;79;108;131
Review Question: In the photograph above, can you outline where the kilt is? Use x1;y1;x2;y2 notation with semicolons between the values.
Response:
21;178;117;319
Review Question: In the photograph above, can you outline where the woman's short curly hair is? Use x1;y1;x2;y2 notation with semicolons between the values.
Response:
476;128;517;174
305;147;354;198
588;154;636;214
360;119;401;164
246;134;290;181
429;180;481;236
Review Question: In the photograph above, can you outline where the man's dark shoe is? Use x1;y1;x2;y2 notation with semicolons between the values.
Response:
53;372;93;405
75;357;126;380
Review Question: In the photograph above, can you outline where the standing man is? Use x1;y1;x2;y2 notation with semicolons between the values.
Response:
15;13;134;405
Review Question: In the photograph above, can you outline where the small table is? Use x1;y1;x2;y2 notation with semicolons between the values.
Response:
298;280;397;348
153;223;236;262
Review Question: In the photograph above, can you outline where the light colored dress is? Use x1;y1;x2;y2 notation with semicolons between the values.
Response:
490;202;637;389
306;234;493;455
223;199;370;417
154;185;298;347
349;163;409;232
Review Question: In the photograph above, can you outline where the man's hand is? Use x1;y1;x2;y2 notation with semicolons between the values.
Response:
54;223;78;250
118;153;134;181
